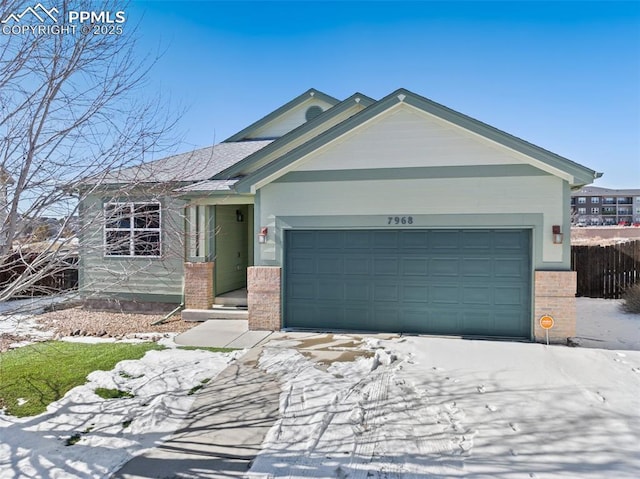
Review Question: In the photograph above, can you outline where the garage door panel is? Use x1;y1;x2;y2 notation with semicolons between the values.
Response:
289;256;315;274
431;284;460;304
461;258;492;277
431;231;461;249
318;257;343;274
426;311;463;334
345;231;371;249
285;229;531;338
462;230;492;249
318;281;344;301
290;231;315;249
462;286;492;305
402;284;429;303
494;285;526;305
494;258;526;277
344;282;370;301
494;231;525;249
402;258;428;276
374;283;399;302
289;280;315;300
401;231;429;248
374;257;399;275
316;231;344;249
373;231;399;249
344;257;370;274
430;258;460;276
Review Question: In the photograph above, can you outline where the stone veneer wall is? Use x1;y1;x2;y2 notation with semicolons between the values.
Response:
533;271;577;343
247;266;281;330
184;262;214;309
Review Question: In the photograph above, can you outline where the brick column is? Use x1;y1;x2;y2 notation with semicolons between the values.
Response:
534;271;577;343
247;266;281;331
184;262;214;309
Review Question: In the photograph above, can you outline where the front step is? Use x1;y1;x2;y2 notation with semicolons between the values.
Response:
182;307;248;322
213;296;247;307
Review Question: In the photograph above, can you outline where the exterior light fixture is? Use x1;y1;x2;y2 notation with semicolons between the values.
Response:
258;227;268;243
236;209;244;222
552;225;563;244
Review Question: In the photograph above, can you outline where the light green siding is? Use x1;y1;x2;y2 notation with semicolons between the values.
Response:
246;97;336;140
79;193;187;300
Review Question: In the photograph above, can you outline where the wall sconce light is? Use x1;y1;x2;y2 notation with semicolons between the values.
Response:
552;225;563;244
236;209;244;222
258;227;268;243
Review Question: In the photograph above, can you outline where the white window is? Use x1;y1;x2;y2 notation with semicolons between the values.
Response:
591;197;599;203
577;197;587;204
591;208;600;214
104;202;161;257
578;208;586;214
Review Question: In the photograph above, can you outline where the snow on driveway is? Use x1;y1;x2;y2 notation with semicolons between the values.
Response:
249;334;640;479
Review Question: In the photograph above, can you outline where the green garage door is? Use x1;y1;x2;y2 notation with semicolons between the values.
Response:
284;229;531;338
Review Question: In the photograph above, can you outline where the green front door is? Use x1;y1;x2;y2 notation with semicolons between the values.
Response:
284;229;531;338
214;205;250;295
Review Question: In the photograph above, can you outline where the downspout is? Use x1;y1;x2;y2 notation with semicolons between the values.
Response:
151;262;186;326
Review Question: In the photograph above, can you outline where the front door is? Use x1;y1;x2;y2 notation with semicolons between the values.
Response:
214;205;251;295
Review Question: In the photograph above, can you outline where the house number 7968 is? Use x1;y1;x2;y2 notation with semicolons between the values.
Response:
387;216;414;225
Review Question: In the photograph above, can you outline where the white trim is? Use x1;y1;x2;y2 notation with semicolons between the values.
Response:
104;201;162;258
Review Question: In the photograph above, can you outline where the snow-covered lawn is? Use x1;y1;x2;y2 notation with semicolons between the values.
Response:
250;334;640;478
0;339;243;478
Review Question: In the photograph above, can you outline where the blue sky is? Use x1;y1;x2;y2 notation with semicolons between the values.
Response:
128;1;639;188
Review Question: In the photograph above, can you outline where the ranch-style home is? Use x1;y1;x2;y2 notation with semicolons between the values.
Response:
79;88;601;343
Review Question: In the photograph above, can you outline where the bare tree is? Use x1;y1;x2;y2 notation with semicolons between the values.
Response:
0;0;180;305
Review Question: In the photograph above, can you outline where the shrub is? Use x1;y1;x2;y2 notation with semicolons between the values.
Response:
621;284;640;314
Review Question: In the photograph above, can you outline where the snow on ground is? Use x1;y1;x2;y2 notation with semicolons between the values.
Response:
0;341;244;478
249;335;640;479
575;297;640;350
0;298;638;478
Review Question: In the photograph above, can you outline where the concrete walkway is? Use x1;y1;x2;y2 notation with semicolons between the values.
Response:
174;320;273;349
112;348;280;479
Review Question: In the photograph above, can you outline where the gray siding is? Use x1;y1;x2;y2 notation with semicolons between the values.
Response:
79;193;186;301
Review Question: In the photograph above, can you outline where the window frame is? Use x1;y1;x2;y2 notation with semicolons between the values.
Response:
577;197;587;204
103;201;162;258
591;207;600;214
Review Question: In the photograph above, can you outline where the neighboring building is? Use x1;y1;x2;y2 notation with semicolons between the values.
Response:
79;88;601;343
571;186;640;226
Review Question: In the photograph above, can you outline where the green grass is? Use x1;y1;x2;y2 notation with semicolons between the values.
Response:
187;377;211;396
0;341;163;417
94;387;134;399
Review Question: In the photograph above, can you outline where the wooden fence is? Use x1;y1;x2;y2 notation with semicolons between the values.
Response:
0;253;78;297
571;240;640;299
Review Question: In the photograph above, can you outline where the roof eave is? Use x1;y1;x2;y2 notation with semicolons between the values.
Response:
235;88;603;193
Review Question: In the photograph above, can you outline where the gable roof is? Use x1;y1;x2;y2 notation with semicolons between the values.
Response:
232;88;602;193
224;88;340;142
213;92;375;180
